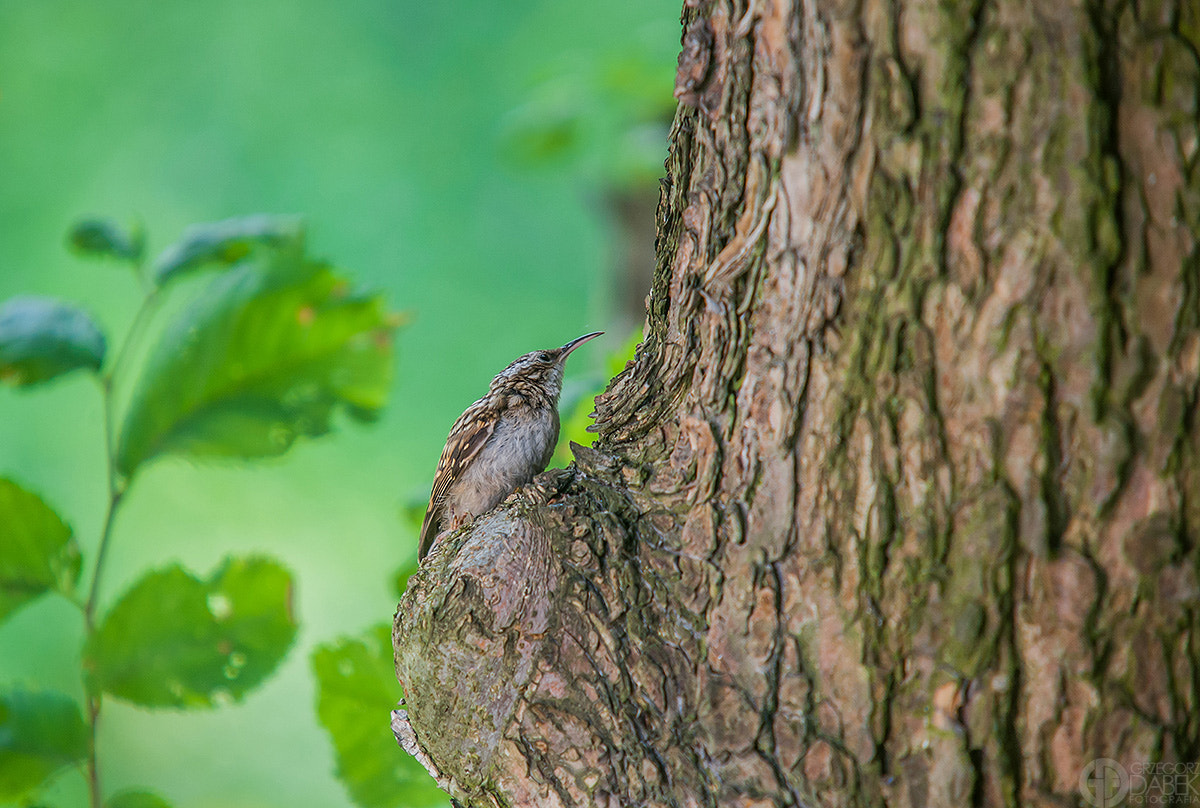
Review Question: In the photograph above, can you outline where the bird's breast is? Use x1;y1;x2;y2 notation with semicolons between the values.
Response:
446;407;559;518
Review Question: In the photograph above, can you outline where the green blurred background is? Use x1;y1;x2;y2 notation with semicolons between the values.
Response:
0;1;678;806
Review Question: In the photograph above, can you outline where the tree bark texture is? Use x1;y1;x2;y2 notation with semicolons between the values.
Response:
393;0;1200;806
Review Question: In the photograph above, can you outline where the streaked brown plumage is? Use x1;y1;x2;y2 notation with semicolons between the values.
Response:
417;331;603;560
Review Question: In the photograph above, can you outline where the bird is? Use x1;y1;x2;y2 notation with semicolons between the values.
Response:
417;331;604;560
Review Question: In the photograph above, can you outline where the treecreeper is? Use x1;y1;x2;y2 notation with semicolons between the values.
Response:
416;331;603;560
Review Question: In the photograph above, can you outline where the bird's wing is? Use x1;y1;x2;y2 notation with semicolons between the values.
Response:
417;397;499;560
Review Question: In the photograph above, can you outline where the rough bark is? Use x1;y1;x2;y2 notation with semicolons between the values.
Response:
393;0;1200;806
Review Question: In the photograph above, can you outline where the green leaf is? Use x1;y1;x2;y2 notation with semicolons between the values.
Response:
85;557;297;709
105;790;172;808
0;478;81;622
67;218;144;264
0;296;106;386
116;244;397;477
312;625;444;808
0;688;89;802
151;214;303;285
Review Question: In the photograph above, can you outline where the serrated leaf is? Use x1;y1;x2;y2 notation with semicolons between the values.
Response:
0;688;89;802
105;790;172;808
0;478;81;622
116;246;396;477
85;557;296;709
312;625;445;808
151;214;303;285
0;296;106;386
67;218;144;263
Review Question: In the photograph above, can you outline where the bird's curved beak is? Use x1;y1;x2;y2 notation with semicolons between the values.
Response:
559;331;604;358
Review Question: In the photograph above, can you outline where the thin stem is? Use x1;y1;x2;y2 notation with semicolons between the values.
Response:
84;485;123;626
81;280;157;808
82;376;124;808
104;289;161;416
85;692;102;808
85;284;160;613
86;371;128;622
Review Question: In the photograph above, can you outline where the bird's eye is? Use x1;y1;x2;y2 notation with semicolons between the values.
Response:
537;351;551;362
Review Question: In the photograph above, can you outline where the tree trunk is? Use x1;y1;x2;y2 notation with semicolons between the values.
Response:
393;0;1200;806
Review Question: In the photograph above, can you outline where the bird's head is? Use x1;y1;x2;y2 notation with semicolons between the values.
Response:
489;331;604;401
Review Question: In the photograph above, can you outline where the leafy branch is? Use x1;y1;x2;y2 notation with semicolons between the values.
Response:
0;215;400;808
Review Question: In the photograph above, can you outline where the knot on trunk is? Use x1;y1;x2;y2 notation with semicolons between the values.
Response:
392;476;565;804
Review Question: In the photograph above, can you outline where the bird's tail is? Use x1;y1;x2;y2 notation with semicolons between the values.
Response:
416;506;440;561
